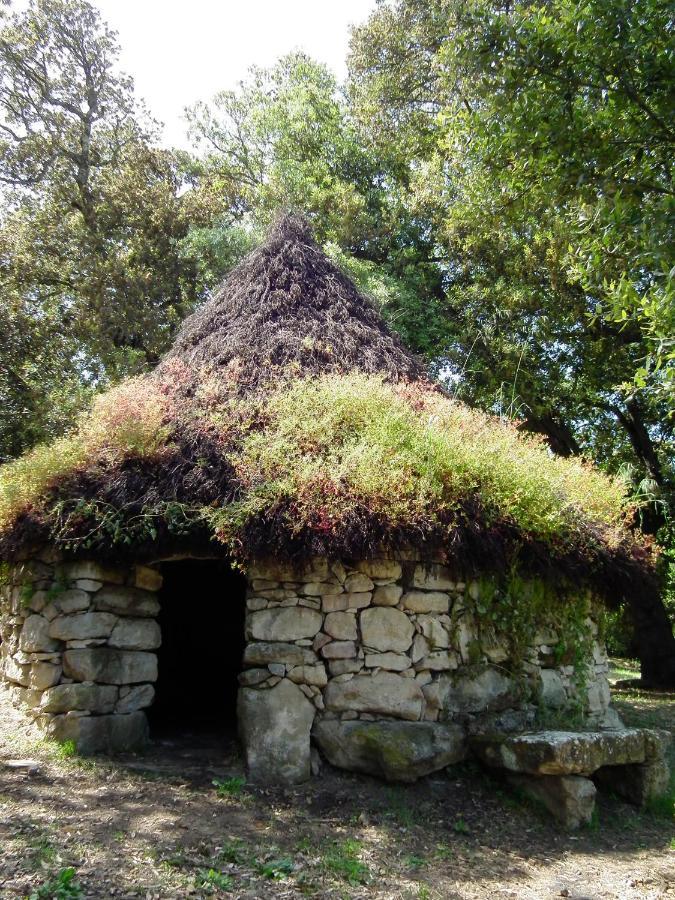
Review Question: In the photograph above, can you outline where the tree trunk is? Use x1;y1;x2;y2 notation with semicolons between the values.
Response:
625;588;675;689
520;412;581;457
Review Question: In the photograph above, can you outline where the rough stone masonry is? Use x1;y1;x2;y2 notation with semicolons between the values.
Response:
0;551;618;774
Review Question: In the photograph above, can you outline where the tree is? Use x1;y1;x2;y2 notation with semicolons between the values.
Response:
0;0;214;457
348;0;675;685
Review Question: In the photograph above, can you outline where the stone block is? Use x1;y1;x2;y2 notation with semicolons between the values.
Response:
49;612;117;641
63;561;125;585
321;641;357;659
324;611;357;641
314;719;466;782
401;591;450;614
586;677;611;714
372;584;403;606
344;573;374;593
115;684;155;714
19;615;59;653
134;566;163;592
249;558;329;583
4;656;30;686
344;592;372;609
506;773;596;829
239;668;270;686
417;614;450;649
248;607;322;642
453;668;516;713
95;586;159;618
74;580;102;593
301;581;342;596
238;679;316;783
29;661;62;691
108;618;161;650
56;590;92;614
63;648;157;684
243;642;316;666
360;607;414;653
412;564;455;591
418;651;458;671
324;671;424;721
356;559;402;581
540;669;567;709
47;711;148;754
287;664;328;687
364;651;410;671
328;659;363;676
40;683;118;714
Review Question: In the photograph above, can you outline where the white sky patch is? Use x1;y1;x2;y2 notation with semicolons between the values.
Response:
75;0;377;148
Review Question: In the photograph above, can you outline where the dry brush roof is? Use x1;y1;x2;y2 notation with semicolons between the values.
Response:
157;214;424;395
0;215;658;606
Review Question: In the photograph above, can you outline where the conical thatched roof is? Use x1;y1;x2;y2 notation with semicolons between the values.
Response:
0;215;657;608
157;214;424;395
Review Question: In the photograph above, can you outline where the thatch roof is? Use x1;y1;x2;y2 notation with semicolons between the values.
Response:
157;214;424;396
0;215;658;608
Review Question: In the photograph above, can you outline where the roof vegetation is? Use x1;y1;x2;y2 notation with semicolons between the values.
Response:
0;215;655;604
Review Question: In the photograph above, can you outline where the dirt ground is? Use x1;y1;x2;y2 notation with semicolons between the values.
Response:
0;662;673;900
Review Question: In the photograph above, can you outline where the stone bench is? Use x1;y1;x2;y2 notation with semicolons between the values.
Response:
470;729;671;828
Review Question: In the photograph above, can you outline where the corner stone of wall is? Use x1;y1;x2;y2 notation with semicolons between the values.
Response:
239;556;615;783
0;556;162;754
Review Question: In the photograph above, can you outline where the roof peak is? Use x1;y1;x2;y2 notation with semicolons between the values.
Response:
159;212;424;394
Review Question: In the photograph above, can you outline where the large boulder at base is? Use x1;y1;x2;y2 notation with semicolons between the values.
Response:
47;711;148;754
472;729;669;776
63;648;157;684
313;720;467;782
238;678;316;784
324;671;424;721
506;774;597;829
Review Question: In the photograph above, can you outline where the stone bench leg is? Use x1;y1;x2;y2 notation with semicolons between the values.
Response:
594;761;670;807
506;773;597;829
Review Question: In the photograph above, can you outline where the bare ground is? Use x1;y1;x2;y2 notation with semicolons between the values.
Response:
0;663;673;900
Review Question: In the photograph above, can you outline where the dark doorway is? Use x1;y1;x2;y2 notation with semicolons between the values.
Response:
149;559;247;736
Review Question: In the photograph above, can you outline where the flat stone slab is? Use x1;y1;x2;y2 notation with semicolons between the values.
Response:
471;728;669;776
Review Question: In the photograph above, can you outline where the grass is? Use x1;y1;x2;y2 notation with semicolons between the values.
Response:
29;867;83;900
199;868;234;892
221;374;628;548
0;377;169;532
212;776;247;798
323;839;369;885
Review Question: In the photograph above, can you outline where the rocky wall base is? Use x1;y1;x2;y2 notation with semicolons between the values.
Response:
0;556;161;754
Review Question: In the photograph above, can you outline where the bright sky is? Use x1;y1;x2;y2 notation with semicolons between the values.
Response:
88;0;378;148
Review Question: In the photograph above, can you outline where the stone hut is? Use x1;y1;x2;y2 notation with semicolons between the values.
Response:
0;216;665;804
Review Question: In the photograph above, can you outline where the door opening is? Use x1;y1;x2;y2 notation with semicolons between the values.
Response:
148;559;247;736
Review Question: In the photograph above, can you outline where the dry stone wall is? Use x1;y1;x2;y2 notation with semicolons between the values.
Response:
238;556;616;783
0;556;162;754
1;552;616;782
